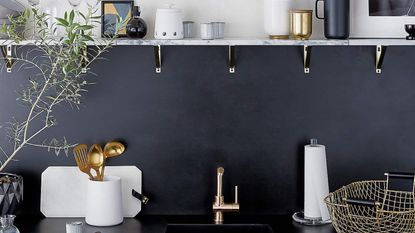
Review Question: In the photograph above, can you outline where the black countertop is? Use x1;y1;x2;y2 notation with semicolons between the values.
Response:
15;215;336;233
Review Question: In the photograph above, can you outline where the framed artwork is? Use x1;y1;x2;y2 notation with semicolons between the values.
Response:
351;0;415;38
101;1;134;37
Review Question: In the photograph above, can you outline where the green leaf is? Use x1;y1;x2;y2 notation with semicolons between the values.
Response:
69;10;75;24
64;12;68;21
82;34;94;41
78;25;94;30
55;18;69;27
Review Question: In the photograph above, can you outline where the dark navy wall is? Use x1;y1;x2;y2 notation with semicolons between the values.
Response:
1;46;415;215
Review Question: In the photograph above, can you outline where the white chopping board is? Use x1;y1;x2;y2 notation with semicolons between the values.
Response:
41;166;142;218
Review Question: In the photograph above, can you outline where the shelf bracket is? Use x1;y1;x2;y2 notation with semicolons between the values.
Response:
303;45;312;74
154;45;162;73
81;47;88;74
376;45;387;74
1;45;14;73
229;45;235;74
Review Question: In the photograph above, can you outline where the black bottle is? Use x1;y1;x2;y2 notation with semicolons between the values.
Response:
126;6;147;38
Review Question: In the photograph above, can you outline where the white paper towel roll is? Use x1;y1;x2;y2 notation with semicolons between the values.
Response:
304;139;330;221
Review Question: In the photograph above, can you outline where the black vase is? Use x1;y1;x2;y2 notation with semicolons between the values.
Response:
0;174;23;215
315;0;350;39
126;6;147;39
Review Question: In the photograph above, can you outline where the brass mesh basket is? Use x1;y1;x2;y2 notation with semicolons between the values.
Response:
325;173;415;233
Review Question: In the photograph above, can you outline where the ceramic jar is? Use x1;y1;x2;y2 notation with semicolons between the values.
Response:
264;0;292;39
154;4;184;40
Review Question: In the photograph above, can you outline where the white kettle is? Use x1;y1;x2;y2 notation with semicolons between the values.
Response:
154;4;184;40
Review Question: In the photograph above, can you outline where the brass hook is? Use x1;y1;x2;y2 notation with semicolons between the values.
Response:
1;45;14;73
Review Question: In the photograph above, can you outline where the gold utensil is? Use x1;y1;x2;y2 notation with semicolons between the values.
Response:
73;144;95;180
104;142;125;158
100;142;126;181
88;144;105;181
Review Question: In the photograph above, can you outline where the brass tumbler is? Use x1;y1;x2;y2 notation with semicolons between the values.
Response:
290;10;313;40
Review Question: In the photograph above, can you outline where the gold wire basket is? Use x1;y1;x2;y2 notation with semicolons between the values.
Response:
325;172;415;233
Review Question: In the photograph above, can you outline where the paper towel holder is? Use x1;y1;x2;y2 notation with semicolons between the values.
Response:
292;211;331;225
292;138;332;226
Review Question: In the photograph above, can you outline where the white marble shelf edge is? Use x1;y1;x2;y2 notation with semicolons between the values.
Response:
0;38;348;46
1;38;415;46
348;39;415;46
112;38;349;46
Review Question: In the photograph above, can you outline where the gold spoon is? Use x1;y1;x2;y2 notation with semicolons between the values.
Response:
88;144;105;181
100;142;126;180
104;142;125;158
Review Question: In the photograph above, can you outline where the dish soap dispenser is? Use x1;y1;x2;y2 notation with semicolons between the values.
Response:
126;6;148;39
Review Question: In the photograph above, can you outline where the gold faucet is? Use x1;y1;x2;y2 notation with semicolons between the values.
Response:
212;167;240;224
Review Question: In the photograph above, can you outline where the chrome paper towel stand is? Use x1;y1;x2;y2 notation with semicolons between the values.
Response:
293;138;332;226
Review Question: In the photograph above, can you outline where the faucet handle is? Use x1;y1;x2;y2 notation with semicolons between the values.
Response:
234;186;238;204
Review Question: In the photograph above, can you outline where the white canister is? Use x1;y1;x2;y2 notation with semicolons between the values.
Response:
85;176;123;226
264;0;291;39
155;4;184;40
200;23;214;40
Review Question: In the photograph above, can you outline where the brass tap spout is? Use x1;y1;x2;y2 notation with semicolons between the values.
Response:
217;167;224;197
212;167;240;224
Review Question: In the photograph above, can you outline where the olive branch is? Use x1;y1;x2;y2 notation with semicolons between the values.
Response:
0;3;121;171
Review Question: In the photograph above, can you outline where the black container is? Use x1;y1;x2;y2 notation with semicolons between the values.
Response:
126;6;147;39
0;174;23;215
405;24;415;40
315;0;350;39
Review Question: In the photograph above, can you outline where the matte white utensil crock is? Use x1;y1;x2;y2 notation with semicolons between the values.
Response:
85;176;123;226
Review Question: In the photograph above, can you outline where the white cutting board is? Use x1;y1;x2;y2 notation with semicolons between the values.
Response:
41;166;142;218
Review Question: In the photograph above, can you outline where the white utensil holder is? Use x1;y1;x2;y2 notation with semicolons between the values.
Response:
85;176;123;226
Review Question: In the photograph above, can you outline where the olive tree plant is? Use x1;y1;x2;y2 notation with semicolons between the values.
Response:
0;4;120;171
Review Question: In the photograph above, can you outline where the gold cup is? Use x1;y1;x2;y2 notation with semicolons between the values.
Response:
290;10;313;40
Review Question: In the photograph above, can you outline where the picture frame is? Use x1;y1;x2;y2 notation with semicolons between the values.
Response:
351;0;415;38
101;0;134;37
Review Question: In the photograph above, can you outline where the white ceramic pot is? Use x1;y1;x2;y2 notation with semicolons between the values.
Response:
264;0;292;39
154;4;184;40
85;176;123;227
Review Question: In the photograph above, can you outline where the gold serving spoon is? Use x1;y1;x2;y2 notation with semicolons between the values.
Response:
88;144;105;181
100;142;126;180
104;142;125;158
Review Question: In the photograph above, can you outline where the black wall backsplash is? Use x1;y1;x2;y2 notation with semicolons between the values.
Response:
2;46;415;216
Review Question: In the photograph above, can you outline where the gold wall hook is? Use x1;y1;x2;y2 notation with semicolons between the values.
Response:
376;45;387;74
154;45;162;73
81;47;88;74
1;45;14;73
303;45;312;74
229;45;235;74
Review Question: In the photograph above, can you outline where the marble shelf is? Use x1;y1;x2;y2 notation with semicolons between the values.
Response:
348;38;415;46
111;38;349;46
2;38;415;46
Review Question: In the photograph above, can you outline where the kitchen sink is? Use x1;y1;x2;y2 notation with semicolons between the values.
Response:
165;224;274;233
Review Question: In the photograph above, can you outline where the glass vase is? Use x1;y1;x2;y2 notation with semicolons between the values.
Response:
0;215;20;233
